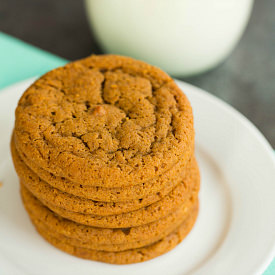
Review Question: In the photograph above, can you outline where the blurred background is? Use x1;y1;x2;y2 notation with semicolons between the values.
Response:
0;0;274;147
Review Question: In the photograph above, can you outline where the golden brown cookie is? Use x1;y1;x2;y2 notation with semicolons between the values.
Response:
14;54;194;188
28;197;198;252
12;139;196;216
14;135;194;202
23;161;199;228
21;185;198;245
33;206;198;264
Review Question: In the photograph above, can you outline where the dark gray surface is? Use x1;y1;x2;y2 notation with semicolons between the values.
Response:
1;0;274;147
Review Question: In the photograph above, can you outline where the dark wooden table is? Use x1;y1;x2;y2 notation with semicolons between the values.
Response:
1;0;274;147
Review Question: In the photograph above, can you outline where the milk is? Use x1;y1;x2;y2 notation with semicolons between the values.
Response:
85;0;253;76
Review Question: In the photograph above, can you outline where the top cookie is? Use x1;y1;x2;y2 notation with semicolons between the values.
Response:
14;55;194;187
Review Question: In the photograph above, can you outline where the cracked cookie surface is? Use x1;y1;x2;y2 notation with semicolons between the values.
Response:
14;55;194;187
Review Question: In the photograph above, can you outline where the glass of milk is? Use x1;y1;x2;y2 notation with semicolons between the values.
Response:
85;0;253;76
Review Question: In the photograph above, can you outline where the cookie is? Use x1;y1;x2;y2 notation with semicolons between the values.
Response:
32;181;198;228
22;161;199;228
12;138;196;215
14;54;194;188
14;135;194;202
28;197;198;252
21;185;198;245
33;206;198;264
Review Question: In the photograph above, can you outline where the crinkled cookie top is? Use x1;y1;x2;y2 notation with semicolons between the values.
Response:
14;55;194;187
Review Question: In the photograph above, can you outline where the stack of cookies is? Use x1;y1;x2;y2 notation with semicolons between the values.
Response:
11;55;200;264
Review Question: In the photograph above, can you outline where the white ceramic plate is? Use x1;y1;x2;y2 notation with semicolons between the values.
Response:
0;79;274;275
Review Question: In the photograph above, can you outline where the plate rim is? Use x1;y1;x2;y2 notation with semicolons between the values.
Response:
176;80;275;275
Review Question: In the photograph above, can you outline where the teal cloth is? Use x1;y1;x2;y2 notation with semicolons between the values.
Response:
0;32;274;275
0;32;67;88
